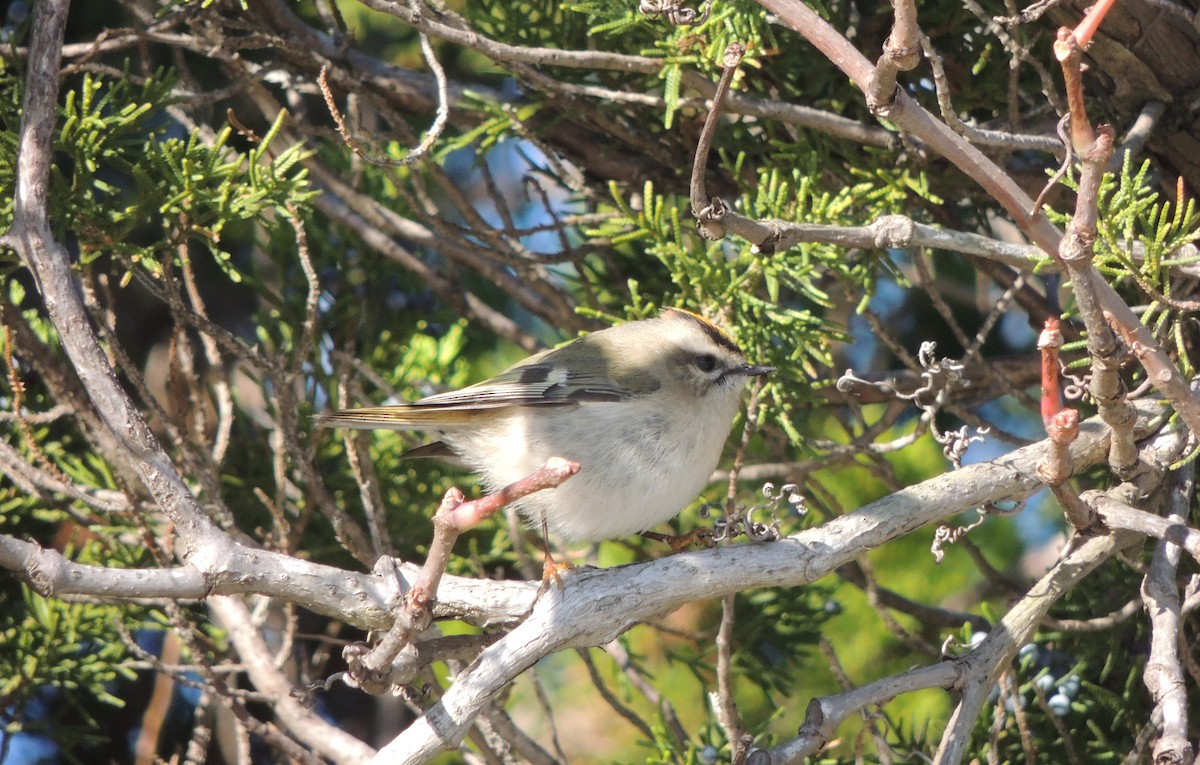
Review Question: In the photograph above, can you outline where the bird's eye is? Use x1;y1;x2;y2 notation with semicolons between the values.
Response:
693;353;718;373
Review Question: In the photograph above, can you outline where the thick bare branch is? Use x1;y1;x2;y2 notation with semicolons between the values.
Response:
371;399;1162;760
1;0;228;561
208;596;377;763
933;530;1138;765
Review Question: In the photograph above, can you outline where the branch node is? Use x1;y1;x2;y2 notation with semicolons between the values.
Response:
696;196;729;240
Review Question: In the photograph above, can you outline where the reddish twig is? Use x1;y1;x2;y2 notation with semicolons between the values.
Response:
1038;319;1064;430
1049;21;1142;476
1035;317;1089;528
1039;408;1079;487
1071;0;1116;48
1052;29;1095;154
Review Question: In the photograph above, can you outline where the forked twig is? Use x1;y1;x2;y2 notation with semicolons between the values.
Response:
342;458;579;694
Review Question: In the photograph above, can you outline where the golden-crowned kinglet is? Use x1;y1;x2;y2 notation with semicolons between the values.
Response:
316;308;773;542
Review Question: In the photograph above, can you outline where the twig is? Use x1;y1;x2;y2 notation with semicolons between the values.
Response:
1035;318;1093;532
317;10;450;168
1052;30;1095;154
866;0;920;112
1029;114;1074;218
1006;669;1039;765
310;192;541;352
765;214;1051;270
921;32;1062;156
859;555;939;655
691;44;756;243
208;596;374;763
478;704;561;765
529;669;568;763
176;244;235;467
1047;19;1144;480
575;648;657;741
1040;597;1141;631
343;458;579;693
0;436;128;514
1109;101;1166;173
1121;707;1165;765
963;0;1067;116
337;376;392;559
839;562;991;631
1055;122;1139;476
932;531;1135;765
771;660;961;761
602;638;690;745
1090;493;1200;565
1139;468;1195;765
713;594;746;754
993;0;1067;26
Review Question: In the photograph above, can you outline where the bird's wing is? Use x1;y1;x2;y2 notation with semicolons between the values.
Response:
399;440;463;464
314;361;656;431
419;361;644;406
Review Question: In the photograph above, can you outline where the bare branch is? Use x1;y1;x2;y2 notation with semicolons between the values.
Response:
755;0;1200;444
866;0;921;112
933;530;1137;765
369;399;1162;760
1;0;226;558
714;594;746;751
209;596;376;763
1139;468;1195;765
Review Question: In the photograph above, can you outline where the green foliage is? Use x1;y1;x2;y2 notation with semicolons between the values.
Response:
8;0;1195;761
1091;156;1200;279
0;529;157;748
435;97;545;159
471;0;587;50
731;585;831;696
0;67;314;292
0;59;318;747
0;586;135;707
1044;154;1200;377
582;157;931;445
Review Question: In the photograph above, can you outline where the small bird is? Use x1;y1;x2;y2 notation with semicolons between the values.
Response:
316;308;773;543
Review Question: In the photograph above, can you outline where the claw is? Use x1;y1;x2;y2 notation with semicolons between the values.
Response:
540;551;572;590
641;528;715;553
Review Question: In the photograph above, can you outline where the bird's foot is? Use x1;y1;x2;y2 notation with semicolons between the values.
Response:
642;528;715;553
540;551;574;591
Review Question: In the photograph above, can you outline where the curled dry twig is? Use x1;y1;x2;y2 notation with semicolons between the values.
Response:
318;51;449;167
638;0;712;26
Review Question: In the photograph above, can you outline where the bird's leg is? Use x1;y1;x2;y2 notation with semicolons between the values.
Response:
539;517;572;590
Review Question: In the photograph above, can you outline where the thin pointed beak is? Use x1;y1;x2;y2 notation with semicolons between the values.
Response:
736;364;775;377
